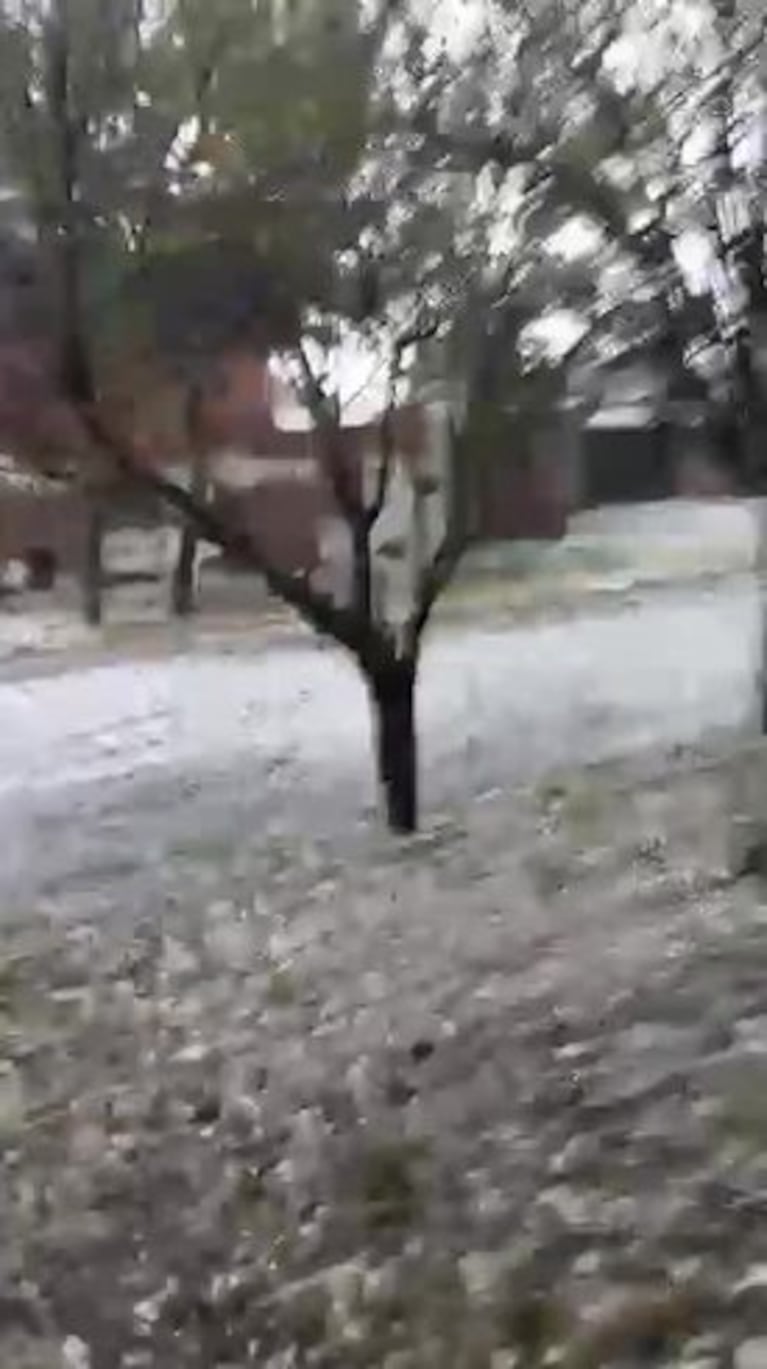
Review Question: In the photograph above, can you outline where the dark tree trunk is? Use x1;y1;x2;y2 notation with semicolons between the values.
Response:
352;523;372;619
370;656;418;834
82;492;104;627
171;523;198;618
757;501;767;736
171;386;207;618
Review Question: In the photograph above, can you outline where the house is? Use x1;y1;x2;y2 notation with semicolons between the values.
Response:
469;408;576;542
0;472;175;590
575;346;727;507
199;356;573;610
0;348;574;601
203;359;449;614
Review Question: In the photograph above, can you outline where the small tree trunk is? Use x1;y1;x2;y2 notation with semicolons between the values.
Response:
171;383;207;618
82;491;104;627
171;523;198;618
370;656;418;834
757;498;767;734
352;523;372;618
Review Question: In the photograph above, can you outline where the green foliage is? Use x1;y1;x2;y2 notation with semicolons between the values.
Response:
0;0;639;433
0;0;385;324
3;0;755;475
358;1136;430;1231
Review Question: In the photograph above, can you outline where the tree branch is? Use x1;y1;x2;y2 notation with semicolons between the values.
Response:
367;402;395;528
365;319;439;529
36;0;397;677
296;340;366;526
397;116;548;176
73;399;385;663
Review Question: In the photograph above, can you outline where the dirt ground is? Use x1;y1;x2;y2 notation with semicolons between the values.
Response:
4;738;767;1367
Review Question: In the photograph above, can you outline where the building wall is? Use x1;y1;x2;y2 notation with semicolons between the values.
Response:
0;363;573;593
473;451;569;540
671;430;731;497
471;410;572;542
212;478;324;575
0;487;86;571
579;423;734;508
104;526;177;579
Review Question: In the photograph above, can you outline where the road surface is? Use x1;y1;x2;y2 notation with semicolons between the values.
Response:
0;575;761;910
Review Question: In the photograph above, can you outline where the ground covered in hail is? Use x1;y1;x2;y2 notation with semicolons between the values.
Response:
4;741;767;1367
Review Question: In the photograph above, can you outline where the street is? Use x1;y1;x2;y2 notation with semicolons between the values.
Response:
0;576;759;906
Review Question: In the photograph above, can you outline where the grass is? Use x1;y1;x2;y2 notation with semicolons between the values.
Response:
536;773;609;843
439;534;751;627
5;739;767;1365
561;782;607;843
359;1137;431;1232
0;955;23;1010
265;965;299;1007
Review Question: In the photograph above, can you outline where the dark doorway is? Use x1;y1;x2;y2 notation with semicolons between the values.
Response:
582;424;673;506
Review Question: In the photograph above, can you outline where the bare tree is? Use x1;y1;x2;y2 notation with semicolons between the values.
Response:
71;309;472;833
0;0;585;831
